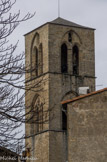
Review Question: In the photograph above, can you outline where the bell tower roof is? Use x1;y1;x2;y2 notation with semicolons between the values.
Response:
24;17;95;36
50;17;94;30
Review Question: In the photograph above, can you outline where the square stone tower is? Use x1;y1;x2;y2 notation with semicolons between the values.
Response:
25;17;95;162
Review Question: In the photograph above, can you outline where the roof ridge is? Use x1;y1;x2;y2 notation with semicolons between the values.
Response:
50;17;95;30
61;88;107;105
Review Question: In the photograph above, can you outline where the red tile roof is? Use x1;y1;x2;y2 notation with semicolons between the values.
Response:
61;88;107;105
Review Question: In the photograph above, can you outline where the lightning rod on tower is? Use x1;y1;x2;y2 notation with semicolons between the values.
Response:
58;0;60;17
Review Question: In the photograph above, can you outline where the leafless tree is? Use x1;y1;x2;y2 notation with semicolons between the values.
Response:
0;0;50;153
0;0;35;151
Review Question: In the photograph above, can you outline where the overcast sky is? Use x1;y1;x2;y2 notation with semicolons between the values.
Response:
10;0;107;90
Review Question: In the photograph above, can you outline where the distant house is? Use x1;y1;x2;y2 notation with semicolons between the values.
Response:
0;146;19;162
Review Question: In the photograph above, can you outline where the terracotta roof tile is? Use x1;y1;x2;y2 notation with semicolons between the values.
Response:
61;88;107;105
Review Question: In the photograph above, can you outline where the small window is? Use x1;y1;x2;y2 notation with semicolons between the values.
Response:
39;103;43;131
68;32;72;43
61;44;68;73
62;105;67;130
73;45;79;75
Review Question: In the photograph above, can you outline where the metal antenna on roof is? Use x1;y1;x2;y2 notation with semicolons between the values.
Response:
58;0;60;17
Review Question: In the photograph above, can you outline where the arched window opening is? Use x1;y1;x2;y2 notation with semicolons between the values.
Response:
31;32;40;78
62;105;67;131
61;44;68;73
68;32;72;43
35;96;43;133
73;45;79;75
32;96;43;134
32;44;43;77
31;47;38;77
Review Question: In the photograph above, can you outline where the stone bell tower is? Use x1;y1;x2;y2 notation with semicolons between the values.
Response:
25;17;95;162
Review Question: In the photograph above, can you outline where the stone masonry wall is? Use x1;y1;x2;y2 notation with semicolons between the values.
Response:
67;90;107;162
